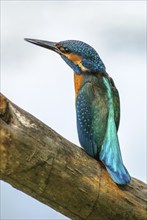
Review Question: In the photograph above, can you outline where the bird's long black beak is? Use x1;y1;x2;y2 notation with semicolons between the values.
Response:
24;38;60;54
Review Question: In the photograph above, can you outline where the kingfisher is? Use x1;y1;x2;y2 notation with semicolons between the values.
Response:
25;38;131;185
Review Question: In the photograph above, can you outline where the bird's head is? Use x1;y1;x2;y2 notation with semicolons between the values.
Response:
24;38;106;74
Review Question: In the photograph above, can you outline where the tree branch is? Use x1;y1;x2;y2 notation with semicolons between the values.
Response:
0;93;146;220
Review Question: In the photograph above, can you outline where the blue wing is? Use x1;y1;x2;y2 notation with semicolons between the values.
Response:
76;78;108;157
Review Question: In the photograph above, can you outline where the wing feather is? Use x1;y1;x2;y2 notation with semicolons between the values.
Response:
76;76;108;157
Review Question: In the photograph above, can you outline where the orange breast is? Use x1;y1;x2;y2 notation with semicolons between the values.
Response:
74;73;84;97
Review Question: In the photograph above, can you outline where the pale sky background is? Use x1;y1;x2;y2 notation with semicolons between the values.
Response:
1;1;146;220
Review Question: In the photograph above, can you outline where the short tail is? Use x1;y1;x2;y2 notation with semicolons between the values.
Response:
99;112;131;185
104;160;131;185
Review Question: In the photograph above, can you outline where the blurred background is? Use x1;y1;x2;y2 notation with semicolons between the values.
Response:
1;1;146;220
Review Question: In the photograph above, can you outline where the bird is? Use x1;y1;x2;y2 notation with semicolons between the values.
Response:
24;38;131;185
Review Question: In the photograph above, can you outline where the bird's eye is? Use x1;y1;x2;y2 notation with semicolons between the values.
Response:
64;47;70;53
60;46;70;53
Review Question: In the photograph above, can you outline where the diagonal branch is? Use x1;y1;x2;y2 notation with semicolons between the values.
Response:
0;93;146;220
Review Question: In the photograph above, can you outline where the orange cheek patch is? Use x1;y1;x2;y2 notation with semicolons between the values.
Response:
65;54;82;65
65;53;89;72
74;73;84;97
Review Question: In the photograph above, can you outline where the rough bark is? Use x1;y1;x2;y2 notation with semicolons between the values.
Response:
0;93;146;220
